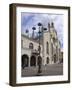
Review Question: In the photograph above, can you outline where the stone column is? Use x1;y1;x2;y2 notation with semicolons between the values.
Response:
49;35;52;64
58;48;60;63
28;56;30;67
48;23;52;64
36;56;38;67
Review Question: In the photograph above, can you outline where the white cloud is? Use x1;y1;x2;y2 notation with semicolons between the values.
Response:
21;13;64;48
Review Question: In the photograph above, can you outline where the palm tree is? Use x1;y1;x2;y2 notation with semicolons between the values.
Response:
25;29;29;37
38;22;42;27
37;22;42;74
38;22;42;55
32;27;36;38
48;23;50;30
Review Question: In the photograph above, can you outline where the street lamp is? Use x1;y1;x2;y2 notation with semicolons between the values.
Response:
32;27;36;39
37;22;42;75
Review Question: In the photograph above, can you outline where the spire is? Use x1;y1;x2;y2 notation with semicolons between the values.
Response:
51;22;54;28
32;27;36;39
48;23;50;31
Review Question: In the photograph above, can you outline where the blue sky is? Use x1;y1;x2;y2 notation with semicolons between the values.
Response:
21;13;64;49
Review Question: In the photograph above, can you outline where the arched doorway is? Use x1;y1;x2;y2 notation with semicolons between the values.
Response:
22;54;29;69
54;54;56;63
37;56;42;66
30;56;36;66
46;57;49;64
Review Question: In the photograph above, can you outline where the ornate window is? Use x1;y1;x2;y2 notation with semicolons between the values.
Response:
47;57;49;64
29;43;33;49
46;42;49;54
51;43;53;55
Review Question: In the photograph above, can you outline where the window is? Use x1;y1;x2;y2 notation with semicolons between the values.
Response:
47;57;49;64
21;54;29;68
29;43;33;49
54;54;56;63
53;37;56;43
51;43;53;55
30;56;36;66
46;42;49;54
38;46;41;53
56;46;58;52
56;46;58;60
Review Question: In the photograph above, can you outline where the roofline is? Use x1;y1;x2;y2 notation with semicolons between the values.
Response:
21;34;41;44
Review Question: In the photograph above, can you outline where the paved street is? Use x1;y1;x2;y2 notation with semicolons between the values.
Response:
21;63;63;77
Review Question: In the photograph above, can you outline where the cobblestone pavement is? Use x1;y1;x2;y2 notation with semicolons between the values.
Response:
21;63;63;77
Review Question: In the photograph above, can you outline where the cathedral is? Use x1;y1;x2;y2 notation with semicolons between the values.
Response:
21;22;61;68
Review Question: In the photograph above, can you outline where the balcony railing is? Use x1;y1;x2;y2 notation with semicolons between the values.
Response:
31;49;39;55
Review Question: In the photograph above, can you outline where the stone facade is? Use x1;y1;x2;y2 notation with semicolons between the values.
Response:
21;22;61;68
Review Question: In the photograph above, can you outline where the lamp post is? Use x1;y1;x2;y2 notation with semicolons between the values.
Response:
37;22;42;74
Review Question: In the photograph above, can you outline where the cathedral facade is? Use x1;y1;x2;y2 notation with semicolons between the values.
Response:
21;22;61;68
